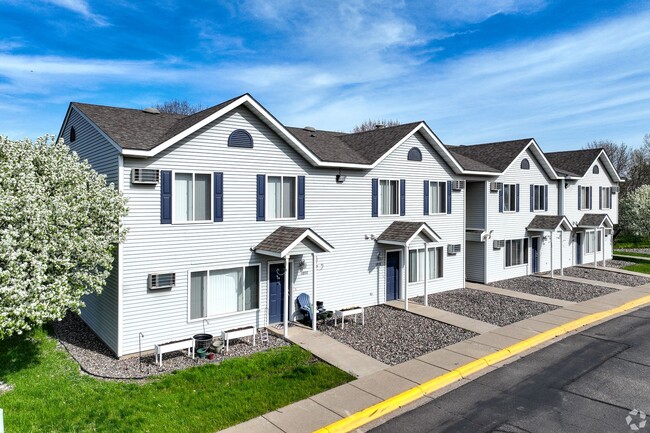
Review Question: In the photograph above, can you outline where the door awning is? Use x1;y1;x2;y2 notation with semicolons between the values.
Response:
577;213;613;229
253;226;334;258
376;221;441;246
527;215;573;232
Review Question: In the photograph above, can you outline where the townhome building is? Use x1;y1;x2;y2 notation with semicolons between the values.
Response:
58;94;468;357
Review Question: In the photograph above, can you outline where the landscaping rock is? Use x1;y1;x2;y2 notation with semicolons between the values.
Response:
413;288;558;327
491;275;616;302
319;305;475;366
561;266;650;287
606;259;638;269
616;248;650;255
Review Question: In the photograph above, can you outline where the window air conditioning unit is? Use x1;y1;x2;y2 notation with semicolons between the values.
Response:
148;273;176;290
493;239;505;249
611;186;619;194
131;168;160;185
605;228;613;236
452;180;465;191
447;244;461;255
490;182;503;192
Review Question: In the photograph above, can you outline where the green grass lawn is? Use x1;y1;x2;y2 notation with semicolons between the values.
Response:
623;261;650;274
0;327;353;433
614;250;650;258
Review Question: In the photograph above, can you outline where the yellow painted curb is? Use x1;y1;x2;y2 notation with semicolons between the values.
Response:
313;294;650;433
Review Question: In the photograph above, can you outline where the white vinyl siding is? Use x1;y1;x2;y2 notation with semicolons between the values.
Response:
379;179;399;215
268;176;296;219
174;172;211;222
190;265;259;320
505;239;528;267
429;181;447;214
503;184;517;212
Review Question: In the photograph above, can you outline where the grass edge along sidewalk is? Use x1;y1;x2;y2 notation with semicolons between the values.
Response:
313;293;650;433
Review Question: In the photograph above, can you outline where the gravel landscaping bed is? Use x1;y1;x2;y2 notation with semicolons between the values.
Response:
561;266;650;287
412;288;558;326
491;276;616;302
52;313;289;380
318;305;476;366
607;259;638;269
616;248;650;255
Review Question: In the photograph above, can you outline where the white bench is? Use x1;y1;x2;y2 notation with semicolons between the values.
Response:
154;338;194;366
221;326;256;353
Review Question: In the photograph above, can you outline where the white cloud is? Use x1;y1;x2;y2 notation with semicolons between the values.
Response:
427;0;547;24
43;0;108;26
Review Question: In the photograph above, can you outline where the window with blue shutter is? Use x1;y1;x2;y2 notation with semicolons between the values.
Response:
161;170;172;224
516;184;520;212
256;174;265;221
214;172;223;222
297;176;305;220
589;186;593;209
499;188;503;213
544;185;548;211
423;180;429;215
599;186;603;210
447;180;452;214
530;184;534;212
578;187;582;210
400;179;406;216
371;178;378;217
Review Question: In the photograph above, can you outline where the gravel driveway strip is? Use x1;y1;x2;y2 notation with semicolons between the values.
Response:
319;305;476;366
561;266;650;287
616;248;650;255
606;259;638;269
491;275;616;302
412;288;558;327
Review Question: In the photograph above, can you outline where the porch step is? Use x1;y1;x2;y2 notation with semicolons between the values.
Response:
466;282;575;307
385;300;499;334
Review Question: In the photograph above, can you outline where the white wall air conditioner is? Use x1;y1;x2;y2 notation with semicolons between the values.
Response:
611;186;619;194
605;228;613;236
493;239;505;249
131;168;160;185
447;244;461;255
490;182;503;192
148;273;176;290
452;180;465;191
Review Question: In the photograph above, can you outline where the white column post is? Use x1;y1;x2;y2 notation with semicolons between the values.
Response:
550;231;554;279
312;252;317;332
593;231;597;268
283;256;289;338
423;243;429;307
560;231;564;276
404;245;409;311
602;230;606;267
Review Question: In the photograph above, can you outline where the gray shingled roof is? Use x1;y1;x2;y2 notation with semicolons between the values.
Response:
71;95;243;151
578;213;611;227
376;221;438;244
527;215;571;231
254;226;333;256
545;148;602;178
446;138;533;172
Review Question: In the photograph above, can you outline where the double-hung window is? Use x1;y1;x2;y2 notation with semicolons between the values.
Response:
505;239;528;267
532;185;546;211
190;265;260;319
175;172;211;222
580;186;591;210
503;184;517;212
429;181;447;214
585;231;595;254
408;246;444;282
601;187;611;209
268;176;296;219
379;179;399;216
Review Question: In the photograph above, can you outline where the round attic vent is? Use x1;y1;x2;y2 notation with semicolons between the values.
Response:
303;126;316;132
143;107;161;114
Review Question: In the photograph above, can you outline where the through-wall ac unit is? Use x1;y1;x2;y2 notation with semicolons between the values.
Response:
131;168;160;185
605;228;613;236
452;180;465;191
148;273;176;290
490;182;503;192
611;186;619;194
447;244;461;255
493;239;505;249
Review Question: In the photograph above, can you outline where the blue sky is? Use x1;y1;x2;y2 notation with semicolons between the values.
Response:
1;0;649;151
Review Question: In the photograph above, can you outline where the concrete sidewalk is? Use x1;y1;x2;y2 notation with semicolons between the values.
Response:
219;284;650;433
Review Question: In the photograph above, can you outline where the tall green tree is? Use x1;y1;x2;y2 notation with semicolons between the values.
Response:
0;136;128;337
619;184;650;237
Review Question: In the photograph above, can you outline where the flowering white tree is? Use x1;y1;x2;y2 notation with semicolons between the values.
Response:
620;184;650;237
0;136;128;337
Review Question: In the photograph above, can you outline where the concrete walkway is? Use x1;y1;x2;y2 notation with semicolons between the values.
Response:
466;281;575;307
577;264;650;278
614;253;650;262
537;273;630;290
385;299;499;334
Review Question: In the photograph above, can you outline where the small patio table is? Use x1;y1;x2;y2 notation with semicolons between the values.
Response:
334;307;364;329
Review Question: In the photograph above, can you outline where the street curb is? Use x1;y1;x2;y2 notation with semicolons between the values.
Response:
312;293;650;433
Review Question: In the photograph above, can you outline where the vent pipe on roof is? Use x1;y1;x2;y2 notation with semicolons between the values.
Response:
304;126;316;132
143;107;160;114
375;124;385;129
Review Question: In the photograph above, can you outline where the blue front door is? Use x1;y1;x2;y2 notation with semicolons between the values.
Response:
532;237;540;273
269;263;285;324
576;233;583;265
386;251;400;301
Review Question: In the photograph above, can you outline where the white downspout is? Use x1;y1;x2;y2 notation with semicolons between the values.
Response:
283;256;289;338
312;253;317;332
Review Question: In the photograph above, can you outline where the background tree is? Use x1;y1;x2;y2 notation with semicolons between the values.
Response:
352;119;401;133
619;184;650;237
584;139;631;177
154;99;203;115
624;134;650;193
0;136;128;337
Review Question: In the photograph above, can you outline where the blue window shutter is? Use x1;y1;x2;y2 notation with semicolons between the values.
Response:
544;185;548;211
400;179;406;216
578;187;582;210
213;172;223;222
589;187;593;210
599;186;602;210
161;170;172;224
297;176;305;220
610;188;613;208
423;180;429;215
371;178;378;217
530;184;534;212
256;174;265;221
516;184;520;212
499;188;503;213
447;180;452;214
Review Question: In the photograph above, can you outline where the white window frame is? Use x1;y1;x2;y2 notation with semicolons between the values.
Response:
408;246;444;283
379;178;400;216
580;186;591;210
429;181;447;214
172;171;213;224
597;229;603;252
503;184;517;213
187;264;261;322
601;187;612;209
505;238;528;268
585;230;595;254
532;185;546;211
267;175;297;220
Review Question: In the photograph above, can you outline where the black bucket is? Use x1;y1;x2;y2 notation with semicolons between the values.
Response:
193;333;213;351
